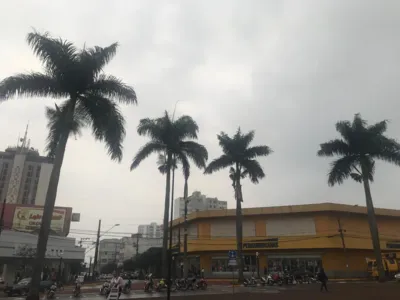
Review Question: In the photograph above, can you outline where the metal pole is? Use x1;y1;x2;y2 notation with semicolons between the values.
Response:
136;234;139;256
337;217;349;268
183;178;189;278
92;219;101;280
0;198;6;236
88;257;92;278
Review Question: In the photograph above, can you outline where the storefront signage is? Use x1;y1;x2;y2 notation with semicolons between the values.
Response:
12;207;66;233
243;238;278;249
386;241;400;249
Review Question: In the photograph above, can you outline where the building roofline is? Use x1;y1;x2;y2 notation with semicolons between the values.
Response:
171;202;400;227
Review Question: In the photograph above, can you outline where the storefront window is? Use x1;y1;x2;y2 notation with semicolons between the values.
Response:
211;258;229;272
266;257;322;274
243;255;256;272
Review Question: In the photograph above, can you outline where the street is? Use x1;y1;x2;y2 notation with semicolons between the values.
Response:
1;282;399;300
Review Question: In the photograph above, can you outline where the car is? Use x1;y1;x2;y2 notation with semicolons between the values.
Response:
4;278;53;297
395;273;400;282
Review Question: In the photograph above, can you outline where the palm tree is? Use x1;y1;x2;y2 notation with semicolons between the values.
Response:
318;113;400;281
204;128;272;282
0;31;136;300
130;112;208;277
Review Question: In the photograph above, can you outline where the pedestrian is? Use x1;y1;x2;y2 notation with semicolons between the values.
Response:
317;268;328;292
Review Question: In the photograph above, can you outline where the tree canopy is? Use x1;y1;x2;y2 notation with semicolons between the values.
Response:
318;113;400;186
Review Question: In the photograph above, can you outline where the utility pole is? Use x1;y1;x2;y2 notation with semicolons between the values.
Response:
337;217;349;268
92;219;101;280
183;179;189;278
0;198;6;236
88;257;92;278
135;234;139;256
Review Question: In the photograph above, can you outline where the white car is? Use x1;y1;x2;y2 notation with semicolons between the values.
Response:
395;273;400;282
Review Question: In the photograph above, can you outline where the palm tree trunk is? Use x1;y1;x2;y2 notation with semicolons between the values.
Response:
167;160;175;300
162;152;172;278
183;177;188;278
27;100;76;300
361;165;385;282
235;178;244;282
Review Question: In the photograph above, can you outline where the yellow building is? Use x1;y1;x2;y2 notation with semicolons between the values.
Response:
171;203;400;278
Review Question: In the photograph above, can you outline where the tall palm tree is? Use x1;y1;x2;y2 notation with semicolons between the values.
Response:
204;128;272;282
0;31;136;300
130;111;208;277
317;113;400;281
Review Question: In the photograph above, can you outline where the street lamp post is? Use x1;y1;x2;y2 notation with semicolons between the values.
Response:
92;222;120;279
57;252;63;283
256;252;259;278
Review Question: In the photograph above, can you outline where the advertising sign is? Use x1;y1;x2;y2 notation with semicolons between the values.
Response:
12;206;66;233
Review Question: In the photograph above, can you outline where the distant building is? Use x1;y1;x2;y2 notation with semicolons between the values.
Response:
0;125;53;205
98;239;121;270
174;191;227;219
138;222;163;238
118;234;162;263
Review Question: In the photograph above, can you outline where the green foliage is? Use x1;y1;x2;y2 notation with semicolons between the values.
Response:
123;248;162;276
318;114;400;186
0;30;137;162
205;127;272;190
131;111;208;178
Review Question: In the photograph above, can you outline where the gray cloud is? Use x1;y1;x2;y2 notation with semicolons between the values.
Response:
1;0;400;240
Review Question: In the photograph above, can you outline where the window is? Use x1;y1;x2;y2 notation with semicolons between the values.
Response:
266;257;321;274
211;258;229;272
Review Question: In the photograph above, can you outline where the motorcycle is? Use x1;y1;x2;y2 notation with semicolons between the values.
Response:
73;281;82;297
100;281;111;296
144;274;154;292
122;279;132;294
243;276;257;287
283;273;296;285
47;283;57;299
174;278;187;291
155;278;176;292
195;278;207;290
184;277;197;290
266;273;283;286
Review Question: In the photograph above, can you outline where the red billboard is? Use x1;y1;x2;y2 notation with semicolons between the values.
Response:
1;203;73;236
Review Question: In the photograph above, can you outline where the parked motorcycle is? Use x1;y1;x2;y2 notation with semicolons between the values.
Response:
174;278;187;291
100;281;111;296
266;273;283;286
195;278;208;290
184;277;197;290
47;283;57;299
243;276;257;287
283;272;297;285
144;274;154;292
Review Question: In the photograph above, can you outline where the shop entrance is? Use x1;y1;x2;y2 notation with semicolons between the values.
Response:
266;255;322;275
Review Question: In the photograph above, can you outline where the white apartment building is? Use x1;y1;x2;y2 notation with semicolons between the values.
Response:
98;239;121;270
118;234;162;264
0;128;53;205
173;191;227;219
138;222;163;238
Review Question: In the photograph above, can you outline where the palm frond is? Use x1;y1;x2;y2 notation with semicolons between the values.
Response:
244;145;272;159
368;120;388;136
327;156;357;186
131;142;166;170
45;101;87;158
216;132;233;155
317;139;351;157
26;31;77;74
239;130;255;149
350;173;363;183
361;157;375;182
335;121;353;143
241;159;265;184
173;115;199;140
204;155;233;174
137;118;164;142
79;95;126;162
0;73;66;100
89;74;136;104
79;43;118;78
157;153;178;174
352;113;367;131
180;141;208;169
176;152;190;179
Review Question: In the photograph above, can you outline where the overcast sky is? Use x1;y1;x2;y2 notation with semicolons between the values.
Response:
1;0;400;249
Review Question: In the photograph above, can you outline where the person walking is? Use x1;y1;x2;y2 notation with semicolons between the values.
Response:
317;268;328;292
